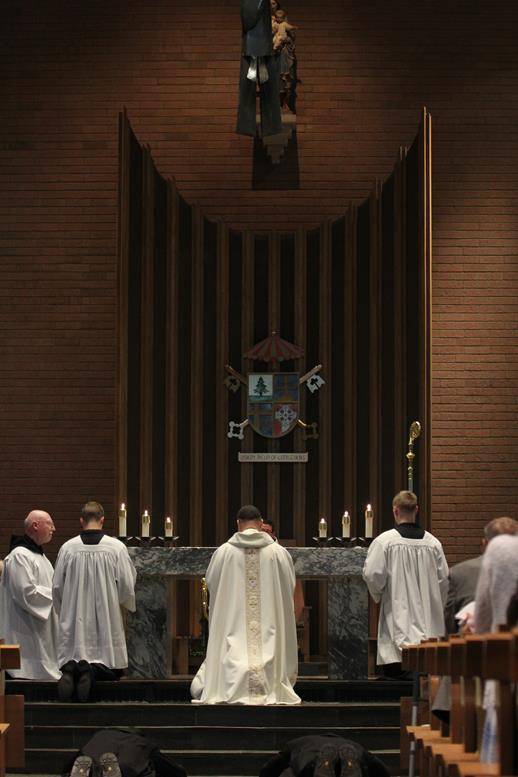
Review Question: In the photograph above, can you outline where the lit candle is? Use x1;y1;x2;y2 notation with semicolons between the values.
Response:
118;503;127;538
365;504;374;538
141;509;151;538
341;510;351;538
164;515;173;538
318;517;327;538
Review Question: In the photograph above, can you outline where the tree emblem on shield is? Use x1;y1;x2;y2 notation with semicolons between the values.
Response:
224;332;325;441
248;372;300;439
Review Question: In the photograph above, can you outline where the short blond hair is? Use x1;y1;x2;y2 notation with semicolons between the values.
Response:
392;490;418;515
484;516;518;541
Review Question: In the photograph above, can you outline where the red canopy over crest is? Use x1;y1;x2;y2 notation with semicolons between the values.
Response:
244;332;304;363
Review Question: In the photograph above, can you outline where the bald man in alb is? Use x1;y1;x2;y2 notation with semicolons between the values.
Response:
0;510;60;679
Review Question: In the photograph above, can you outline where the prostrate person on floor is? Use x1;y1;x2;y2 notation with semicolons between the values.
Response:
191;503;301;704
0;510;60;680
259;734;391;777
362;490;449;679
52;500;137;702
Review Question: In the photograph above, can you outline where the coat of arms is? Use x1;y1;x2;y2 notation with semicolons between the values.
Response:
225;332;325;441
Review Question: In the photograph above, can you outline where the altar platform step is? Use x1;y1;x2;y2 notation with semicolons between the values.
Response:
7;678;410;704
26;722;398;751
22;701;400;727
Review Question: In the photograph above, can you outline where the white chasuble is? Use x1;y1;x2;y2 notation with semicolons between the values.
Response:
0;546;60;679
191;528;301;704
52;535;137;669
363;529;449;665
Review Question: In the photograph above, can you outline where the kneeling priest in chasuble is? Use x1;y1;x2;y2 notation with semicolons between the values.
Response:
191;505;301;705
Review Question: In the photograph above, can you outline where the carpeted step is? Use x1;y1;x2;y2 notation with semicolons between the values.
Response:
14;748;401;776
26;723;399;751
23;701;401;727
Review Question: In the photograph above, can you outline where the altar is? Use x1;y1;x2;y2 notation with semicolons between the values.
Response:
126;546;369;680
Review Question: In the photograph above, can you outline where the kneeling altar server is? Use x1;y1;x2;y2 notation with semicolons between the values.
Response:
0;510;60;679
53;501;137;700
191;504;301;705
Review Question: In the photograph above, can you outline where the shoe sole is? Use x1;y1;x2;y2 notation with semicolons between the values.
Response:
99;751;122;777
70;754;93;777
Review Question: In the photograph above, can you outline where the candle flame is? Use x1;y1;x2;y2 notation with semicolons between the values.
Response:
367;504;372;511
121;503;125;510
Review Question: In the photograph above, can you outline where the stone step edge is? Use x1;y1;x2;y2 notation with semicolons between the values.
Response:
26;724;399;732
23;701;400;708
20;747;399;758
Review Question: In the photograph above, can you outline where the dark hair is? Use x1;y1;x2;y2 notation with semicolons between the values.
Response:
81;501;104;524
262;517;274;529
237;504;262;522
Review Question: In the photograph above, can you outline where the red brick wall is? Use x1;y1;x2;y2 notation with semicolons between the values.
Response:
1;0;517;562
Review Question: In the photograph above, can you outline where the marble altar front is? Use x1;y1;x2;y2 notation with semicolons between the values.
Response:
126;546;369;680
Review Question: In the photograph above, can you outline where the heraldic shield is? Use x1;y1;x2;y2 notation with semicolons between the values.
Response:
247;372;300;438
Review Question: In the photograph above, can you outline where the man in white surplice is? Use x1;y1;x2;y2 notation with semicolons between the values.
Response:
53;501;136;701
363;490;449;678
0;510;60;680
191;504;301;705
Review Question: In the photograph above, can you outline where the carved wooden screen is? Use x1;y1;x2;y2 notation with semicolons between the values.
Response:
117;107;432;543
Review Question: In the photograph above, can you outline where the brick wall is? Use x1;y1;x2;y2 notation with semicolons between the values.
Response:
1;0;517;562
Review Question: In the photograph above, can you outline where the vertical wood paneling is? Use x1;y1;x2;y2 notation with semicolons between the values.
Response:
356;202;370;529
139;147;154;524
318;221;332;525
202;218;218;546
405;136;421;498
369;185;382;533
176;196;192;542
215;222;230;544
190;205;204;546
293;228;307;545
241;231;254;505
165;180;179;530
330;218;346;531
305;229;320;540
267;232;281;528
279;234;296;540
126;131;143;535
227;230;243;533
419;109;433;529
152;172;168;526
252;236;268;510
393;149;407;495
117;111;130;515
344;206;357;536
380;173;396;527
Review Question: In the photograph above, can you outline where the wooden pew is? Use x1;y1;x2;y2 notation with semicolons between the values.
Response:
0;644;25;776
403;632;517;777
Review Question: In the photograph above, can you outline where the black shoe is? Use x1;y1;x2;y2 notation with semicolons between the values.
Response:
76;660;93;702
57;660;77;702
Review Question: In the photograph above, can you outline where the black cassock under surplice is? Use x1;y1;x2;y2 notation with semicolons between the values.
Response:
236;0;282;137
